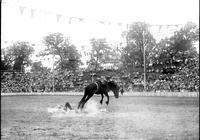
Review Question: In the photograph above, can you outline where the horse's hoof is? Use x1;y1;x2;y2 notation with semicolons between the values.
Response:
106;101;109;105
100;101;103;104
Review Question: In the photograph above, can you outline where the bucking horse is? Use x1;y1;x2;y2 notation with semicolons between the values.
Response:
77;80;122;110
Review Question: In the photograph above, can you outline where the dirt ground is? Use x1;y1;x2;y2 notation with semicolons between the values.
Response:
1;95;199;140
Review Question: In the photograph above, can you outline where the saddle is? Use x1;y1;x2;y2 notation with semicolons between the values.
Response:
94;80;108;93
94;80;101;93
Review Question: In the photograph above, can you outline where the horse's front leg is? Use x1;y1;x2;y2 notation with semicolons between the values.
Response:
104;92;109;105
100;94;104;104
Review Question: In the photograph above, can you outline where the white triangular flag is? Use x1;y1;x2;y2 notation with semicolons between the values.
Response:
68;17;72;24
19;6;25;15
56;14;62;22
31;9;36;17
159;25;162;31
166;25;170;29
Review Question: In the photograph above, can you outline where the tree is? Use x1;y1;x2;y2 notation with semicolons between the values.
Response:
87;38;113;71
150;22;199;74
121;22;156;75
31;61;50;73
4;42;34;72
40;32;82;71
1;48;13;71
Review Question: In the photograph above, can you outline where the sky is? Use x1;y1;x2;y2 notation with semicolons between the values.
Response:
1;0;199;67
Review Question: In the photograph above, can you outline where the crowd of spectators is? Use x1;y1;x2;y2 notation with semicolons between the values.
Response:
1;67;199;93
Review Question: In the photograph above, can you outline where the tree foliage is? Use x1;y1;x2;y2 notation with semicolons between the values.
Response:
40;32;82;71
1;48;13;71
150;22;199;74
2;42;34;72
121;22;156;74
87;38;114;71
31;61;51;73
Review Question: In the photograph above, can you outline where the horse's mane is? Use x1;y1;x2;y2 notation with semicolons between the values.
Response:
107;81;118;87
95;80;102;84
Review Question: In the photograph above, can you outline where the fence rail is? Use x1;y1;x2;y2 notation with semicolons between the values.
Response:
1;91;199;97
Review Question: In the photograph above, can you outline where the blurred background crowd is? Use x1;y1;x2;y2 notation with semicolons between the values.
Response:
1;65;199;93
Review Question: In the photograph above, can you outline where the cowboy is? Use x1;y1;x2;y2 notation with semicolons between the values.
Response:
63;102;72;111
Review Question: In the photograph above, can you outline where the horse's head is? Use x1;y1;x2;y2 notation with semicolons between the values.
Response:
107;81;120;98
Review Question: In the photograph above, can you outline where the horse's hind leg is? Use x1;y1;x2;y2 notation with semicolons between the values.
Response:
78;94;87;109
80;94;93;109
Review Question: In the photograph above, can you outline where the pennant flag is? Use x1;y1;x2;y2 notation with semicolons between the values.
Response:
79;18;83;22
118;23;122;26
56;14;62;22
176;24;181;30
81;46;84;50
19;6;25;15
166;25;170;29
116;46;119;51
68;17;72;24
159;25;162;31
126;24;129;30
31;9;36;18
99;21;104;24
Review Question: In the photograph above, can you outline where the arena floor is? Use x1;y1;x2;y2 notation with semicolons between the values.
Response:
1;94;199;140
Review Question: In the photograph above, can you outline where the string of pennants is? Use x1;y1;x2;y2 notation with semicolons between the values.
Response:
2;1;187;58
17;4;125;26
3;0;184;31
19;5;184;30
